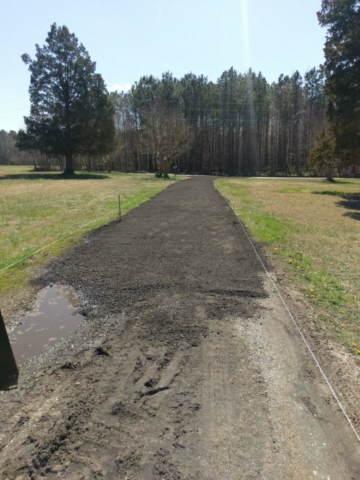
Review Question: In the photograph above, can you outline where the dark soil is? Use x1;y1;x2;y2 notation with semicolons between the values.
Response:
0;177;359;479
40;177;266;318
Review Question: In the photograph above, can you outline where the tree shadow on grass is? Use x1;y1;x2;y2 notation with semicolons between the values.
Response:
312;190;360;222
0;172;109;181
343;211;360;221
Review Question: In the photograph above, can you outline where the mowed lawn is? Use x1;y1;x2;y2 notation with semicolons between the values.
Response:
216;177;360;356
0;166;181;297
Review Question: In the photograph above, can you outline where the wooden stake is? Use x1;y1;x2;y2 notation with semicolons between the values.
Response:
118;194;121;221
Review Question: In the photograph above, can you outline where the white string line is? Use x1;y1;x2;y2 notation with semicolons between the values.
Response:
0;215;115;274
215;185;360;444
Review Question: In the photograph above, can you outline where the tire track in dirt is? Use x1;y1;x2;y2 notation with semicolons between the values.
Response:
0;177;359;479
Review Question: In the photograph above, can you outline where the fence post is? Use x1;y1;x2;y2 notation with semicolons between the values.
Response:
118;194;121;221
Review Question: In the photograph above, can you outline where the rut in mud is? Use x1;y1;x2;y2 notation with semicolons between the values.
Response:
0;177;359;479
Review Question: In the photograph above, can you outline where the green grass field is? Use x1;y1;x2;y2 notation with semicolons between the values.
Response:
0;166;182;298
216;177;360;357
3;167;360;358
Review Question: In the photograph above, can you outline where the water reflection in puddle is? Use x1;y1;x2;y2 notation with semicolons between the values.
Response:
11;285;84;365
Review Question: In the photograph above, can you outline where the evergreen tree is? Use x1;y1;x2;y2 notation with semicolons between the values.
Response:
17;23;115;174
318;0;360;163
308;126;339;179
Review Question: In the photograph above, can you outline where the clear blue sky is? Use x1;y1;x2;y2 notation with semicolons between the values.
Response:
0;0;326;132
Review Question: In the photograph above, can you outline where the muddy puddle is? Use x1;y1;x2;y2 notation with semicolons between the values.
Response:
10;285;84;365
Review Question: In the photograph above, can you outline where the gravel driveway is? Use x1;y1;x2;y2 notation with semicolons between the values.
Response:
0;177;359;479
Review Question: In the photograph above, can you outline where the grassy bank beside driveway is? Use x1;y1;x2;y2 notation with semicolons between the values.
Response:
0;166;182;298
216;177;360;357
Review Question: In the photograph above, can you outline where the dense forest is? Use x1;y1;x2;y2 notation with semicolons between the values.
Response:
2;0;359;177
110;68;327;176
0;65;357;176
1;66;329;176
4;65;355;177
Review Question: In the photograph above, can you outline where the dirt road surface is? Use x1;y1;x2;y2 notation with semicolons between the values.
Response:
1;177;359;479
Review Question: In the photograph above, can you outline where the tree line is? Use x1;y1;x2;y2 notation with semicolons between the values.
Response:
0;68;329;176
110;68;327;176
0;130;30;165
3;1;359;177
0;129;62;168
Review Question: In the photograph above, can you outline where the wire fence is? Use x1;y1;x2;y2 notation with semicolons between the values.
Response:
0;211;121;274
214;183;360;444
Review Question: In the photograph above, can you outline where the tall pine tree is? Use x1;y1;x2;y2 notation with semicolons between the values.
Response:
17;24;115;174
318;0;360;165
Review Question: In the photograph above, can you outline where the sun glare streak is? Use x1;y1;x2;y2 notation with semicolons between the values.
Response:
241;0;259;171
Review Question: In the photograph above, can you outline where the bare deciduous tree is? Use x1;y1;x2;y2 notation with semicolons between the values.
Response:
142;104;193;176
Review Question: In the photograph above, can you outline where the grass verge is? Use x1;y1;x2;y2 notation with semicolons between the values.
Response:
216;177;360;359
0;166;182;298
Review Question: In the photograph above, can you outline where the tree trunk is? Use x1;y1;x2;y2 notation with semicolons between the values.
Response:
327;164;333;181
64;154;74;174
